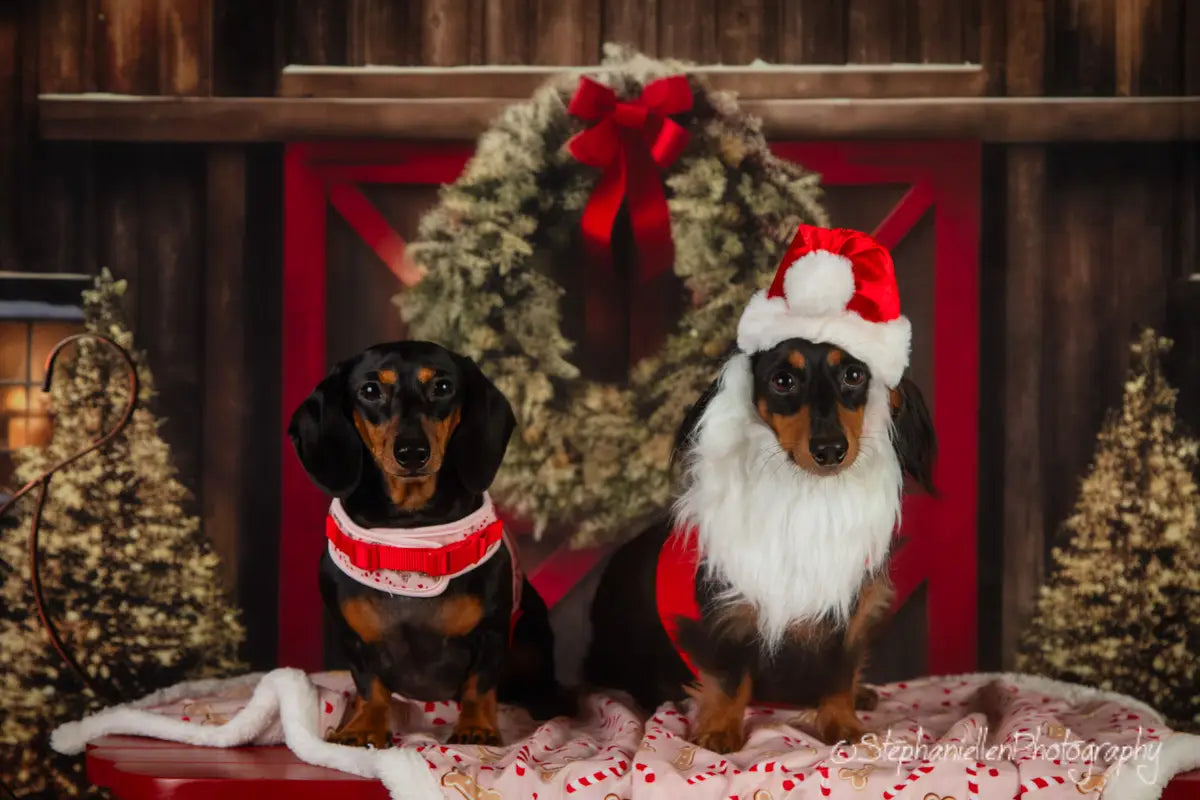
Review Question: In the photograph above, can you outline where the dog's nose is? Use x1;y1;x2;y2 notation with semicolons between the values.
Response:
395;440;431;470
810;435;848;467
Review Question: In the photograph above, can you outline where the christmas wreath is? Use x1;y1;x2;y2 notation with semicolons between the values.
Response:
400;47;826;545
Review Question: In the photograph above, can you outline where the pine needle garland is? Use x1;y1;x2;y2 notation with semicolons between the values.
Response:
0;270;244;797
1017;329;1200;730
399;46;827;545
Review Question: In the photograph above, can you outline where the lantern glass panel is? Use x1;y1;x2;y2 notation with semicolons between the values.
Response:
30;322;78;382
0;320;82;491
0;321;28;381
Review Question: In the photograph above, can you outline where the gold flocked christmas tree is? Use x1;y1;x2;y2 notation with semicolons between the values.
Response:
1018;329;1199;730
0;270;244;797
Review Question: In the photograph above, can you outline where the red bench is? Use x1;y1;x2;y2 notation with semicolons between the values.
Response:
87;737;387;800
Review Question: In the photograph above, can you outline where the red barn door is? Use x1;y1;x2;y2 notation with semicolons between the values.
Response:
280;140;979;678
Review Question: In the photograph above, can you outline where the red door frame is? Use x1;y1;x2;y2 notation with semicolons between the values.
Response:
280;143;474;671
280;140;980;675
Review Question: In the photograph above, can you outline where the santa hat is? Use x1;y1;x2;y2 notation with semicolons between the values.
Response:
736;224;911;388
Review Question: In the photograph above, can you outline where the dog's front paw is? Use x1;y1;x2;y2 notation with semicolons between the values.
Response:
447;725;503;746
815;709;864;746
693;726;745;754
854;685;879;711
328;725;391;749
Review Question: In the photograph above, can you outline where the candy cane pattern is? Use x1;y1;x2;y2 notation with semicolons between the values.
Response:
684;757;739;785
779;770;804;793
1018;774;1068;794
881;762;935;800
634;761;658;784
816;764;832;797
965;760;982;800
422;744;466;765
751;759;797;792
564;760;629;794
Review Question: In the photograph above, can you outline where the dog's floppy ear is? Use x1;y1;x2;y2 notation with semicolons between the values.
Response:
288;363;364;498
889;376;937;495
671;377;721;470
448;355;515;494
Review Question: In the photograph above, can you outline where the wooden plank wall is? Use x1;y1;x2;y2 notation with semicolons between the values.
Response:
0;0;1195;670
2;0;285;670
989;0;1198;667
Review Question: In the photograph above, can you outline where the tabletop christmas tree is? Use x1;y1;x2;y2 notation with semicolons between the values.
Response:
1018;329;1199;730
0;270;244;797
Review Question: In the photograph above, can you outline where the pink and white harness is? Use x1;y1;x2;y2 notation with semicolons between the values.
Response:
325;495;523;625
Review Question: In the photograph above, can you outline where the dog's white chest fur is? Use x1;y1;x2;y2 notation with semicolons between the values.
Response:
673;353;903;652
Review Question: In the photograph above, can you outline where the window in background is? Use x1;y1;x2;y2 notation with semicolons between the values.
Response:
0;273;90;492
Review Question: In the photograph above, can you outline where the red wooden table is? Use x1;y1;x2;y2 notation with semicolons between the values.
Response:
88;735;1200;799
87;737;388;800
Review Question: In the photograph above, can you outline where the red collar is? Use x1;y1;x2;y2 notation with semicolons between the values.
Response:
325;512;505;577
656;527;703;678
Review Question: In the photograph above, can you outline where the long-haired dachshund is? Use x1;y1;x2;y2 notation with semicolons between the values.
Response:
289;341;566;747
585;225;936;752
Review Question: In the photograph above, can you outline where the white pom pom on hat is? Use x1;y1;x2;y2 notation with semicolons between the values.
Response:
783;251;857;317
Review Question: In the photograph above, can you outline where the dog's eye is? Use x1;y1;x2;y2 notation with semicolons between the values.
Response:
429;378;455;399
358;382;382;401
769;371;797;394
842;366;867;388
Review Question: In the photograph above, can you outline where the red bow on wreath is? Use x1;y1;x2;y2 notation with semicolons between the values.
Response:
567;75;692;372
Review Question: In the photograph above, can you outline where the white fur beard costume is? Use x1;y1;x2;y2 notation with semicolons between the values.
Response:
673;353;903;654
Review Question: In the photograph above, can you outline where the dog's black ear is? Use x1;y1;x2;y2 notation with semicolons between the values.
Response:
287;363;363;498
890;376;937;495
448;355;515;494
671;377;721;470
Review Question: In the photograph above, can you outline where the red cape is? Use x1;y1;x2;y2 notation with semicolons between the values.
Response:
655;528;702;678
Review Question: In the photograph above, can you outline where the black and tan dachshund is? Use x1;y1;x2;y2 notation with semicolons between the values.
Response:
585;338;936;752
289;341;566;747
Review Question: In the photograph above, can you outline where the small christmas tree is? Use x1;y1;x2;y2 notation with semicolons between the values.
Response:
0;271;244;797
1018;329;1199;730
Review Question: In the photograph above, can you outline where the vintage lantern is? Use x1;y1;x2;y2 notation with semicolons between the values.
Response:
0;272;91;491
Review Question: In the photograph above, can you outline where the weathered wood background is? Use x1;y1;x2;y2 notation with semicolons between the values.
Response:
0;0;1196;671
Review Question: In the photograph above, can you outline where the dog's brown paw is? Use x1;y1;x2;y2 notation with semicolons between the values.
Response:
693;726;745;754
816;687;870;746
854;685;879;711
328;726;391;749
447;725;503;746
816;710;864;746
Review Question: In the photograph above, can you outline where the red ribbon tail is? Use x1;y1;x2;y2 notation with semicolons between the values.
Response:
624;144;676;365
625;144;676;284
580;153;629;373
567;74;694;372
